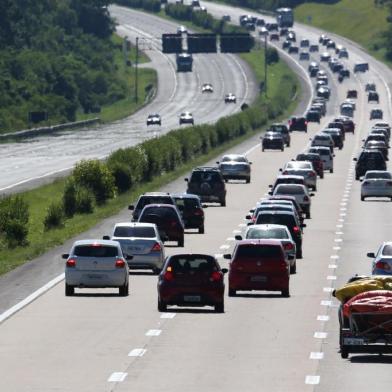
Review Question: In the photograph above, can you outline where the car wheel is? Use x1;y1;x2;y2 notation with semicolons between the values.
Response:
65;284;74;296
153;267;161;275
306;211;311;219
320;173;324;179
281;288;290;297
290;261;297;274
287;143;290;147
262;147;265;152
340;347;349;359
158;298;167;312
119;282;129;297
221;199;226;207
246;177;251;184
215;302;224;313
228;288;236;297
281;147;284;152
178;236;184;247
297;249;303;259
330;168;334;173
361;195;365;201
355;174;359;180
198;226;205;234
313;185;317;192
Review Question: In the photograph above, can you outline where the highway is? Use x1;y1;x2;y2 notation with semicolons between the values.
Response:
0;5;257;194
1;3;392;392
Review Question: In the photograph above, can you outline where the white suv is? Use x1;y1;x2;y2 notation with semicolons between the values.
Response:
308;146;334;173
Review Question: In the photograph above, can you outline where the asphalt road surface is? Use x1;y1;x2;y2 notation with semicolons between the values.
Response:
0;3;392;392
0;5;258;195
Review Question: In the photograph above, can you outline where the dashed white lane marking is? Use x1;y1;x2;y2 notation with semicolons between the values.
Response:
317;315;330;321
338;219;345;222
238;223;246;228
336;224;343;228
108;372;128;382
146;329;162;336
214;254;223;259
333;246;341;250
232;230;241;234
334;238;343;242
340;203;347;206
323;287;334;293
314;332;328;339
220;244;230;250
305;375;320;385
328;264;338;269
330;255;339;259
160;313;176;319
128;348;147;357
335;231;344;235
339;213;346;217
327;276;337;280
321;300;333;306
226;237;235;241
310;352;324;360
340;207;347;211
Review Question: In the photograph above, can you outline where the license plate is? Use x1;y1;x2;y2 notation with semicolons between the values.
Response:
88;274;102;280
250;275;267;282
184;295;201;302
343;338;364;346
127;246;142;252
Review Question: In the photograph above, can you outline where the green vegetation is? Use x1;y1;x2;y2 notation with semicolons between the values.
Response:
0;47;299;276
0;0;156;134
212;0;311;12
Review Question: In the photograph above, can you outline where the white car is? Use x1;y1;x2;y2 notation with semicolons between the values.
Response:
367;242;392;275
281;161;317;191
63;239;130;296
272;184;313;219
225;93;237;103
202;83;213;93
177;25;187;34
179;111;194;125
360;170;392;201
107;222;165;274
308;146;334;173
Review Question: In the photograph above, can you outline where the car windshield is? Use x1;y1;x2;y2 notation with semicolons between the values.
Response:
74;245;118;257
382;245;392;256
271;125;286;132
275;185;305;195
222;155;247;163
365;172;391;179
168;256;217;273
236;244;282;258
246;228;288;239
113;226;156;238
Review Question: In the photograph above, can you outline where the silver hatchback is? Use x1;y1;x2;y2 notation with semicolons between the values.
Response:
63;240;130;296
217;154;252;183
360;170;392;201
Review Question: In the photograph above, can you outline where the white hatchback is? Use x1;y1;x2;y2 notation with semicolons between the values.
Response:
361;170;392;201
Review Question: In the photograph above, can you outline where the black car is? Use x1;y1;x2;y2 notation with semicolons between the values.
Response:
370;109;383;120
185;167;226;206
317;86;331;99
261;131;284;151
269;123;291;146
172;193;205;234
322;129;344;150
368;92;379;103
354;150;386;180
129;192;176;221
288;45;299;54
306;110;321;123
289;117;307;132
282;40;291;50
346;89;358;99
364;141;389;161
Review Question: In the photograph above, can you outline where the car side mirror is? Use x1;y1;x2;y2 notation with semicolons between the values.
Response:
102;235;110;240
184;178;189;182
247;222;254;226
223;254;232;259
245;214;252;219
216;161;220;164
333;154;336;157
235;235;243;240
367;252;375;258
359;178;363;182
268;184;273;188
62;253;69;259
125;255;133;260
279;168;282;172
128;205;134;210
353;157;357;161
221;268;228;274
310;193;315;197
202;204;208;208
268;191;273;195
301;223;307;228
249;162;253;164
249;209;255;213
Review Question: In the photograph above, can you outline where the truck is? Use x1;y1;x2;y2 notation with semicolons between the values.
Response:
176;53;193;72
276;8;294;28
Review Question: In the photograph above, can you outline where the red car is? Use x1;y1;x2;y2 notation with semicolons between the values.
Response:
226;239;290;297
157;254;227;312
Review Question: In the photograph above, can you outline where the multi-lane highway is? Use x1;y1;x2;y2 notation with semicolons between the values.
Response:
1;2;392;392
0;5;258;194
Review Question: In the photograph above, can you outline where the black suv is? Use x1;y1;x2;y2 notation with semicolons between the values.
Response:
269;123;291;146
289;117;307;132
354;150;386;180
185;167;226;206
172;193;205;234
129;192;175;221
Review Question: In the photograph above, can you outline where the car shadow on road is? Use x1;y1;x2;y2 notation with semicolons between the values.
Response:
232;293;284;299
71;292;121;297
129;271;157;276
349;354;392;364
166;307;217;314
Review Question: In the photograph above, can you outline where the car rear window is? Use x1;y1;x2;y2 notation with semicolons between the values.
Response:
140;207;177;221
74;245;118;257
236;244;282;258
175;198;200;209
168;256;217;272
275;185;305;195
136;196;173;209
246;228;288;239
382;245;392;256
366;172;391;179
256;214;295;227
190;171;221;183
113;226;156;238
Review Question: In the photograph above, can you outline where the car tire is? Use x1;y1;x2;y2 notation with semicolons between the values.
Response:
320;173;324;179
153;267;161;275
355;174;359;180
178;236;184;247
119;282;129;297
340;347;349;359
198;226;205;234
297;249;303;259
158;298;167;312
246;177;251;184
65;284;74;296
221;199;226;207
306;211;311;219
361;195;365;201
228;288;236;297
215;302;224;313
281;147;284;152
290;261;297;274
262;147;265;152
313;185;317;192
281;288;290;297
330;168;334;173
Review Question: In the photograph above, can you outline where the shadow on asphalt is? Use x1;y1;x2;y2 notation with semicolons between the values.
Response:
165;307;217;314
231;293;284;299
350;354;392;364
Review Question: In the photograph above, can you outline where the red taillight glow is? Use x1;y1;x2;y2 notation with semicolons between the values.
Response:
194;208;204;216
91;243;102;247
115;259;126;268
164;270;174;281
211;271;223;282
283;171;289;175
375;261;391;271
151;242;162;252
387;181;392;186
293;226;300;234
66;258;76;267
309;172;316;177
283;243;294;250
252;216;256;223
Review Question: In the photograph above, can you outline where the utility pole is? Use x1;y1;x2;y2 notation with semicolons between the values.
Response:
264;34;268;97
135;37;139;103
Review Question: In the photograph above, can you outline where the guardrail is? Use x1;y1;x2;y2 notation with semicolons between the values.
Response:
0;118;101;140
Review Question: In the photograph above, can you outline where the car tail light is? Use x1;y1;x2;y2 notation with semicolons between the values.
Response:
305;121;308;125
283;243;294;250
387;181;392;186
194;208;204;216
293;226;300;234
151;242;162;252
66;258;76;267
170;220;178;227
309;171;316;177
211;271;223;282
375;261;391;271
283;171;288;175
303;196;309;202
115;259;126;268
164;270;174;281
91;243;102;247
252;215;256;223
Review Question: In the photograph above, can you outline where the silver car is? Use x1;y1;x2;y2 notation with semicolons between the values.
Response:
273;184;313;219
367;242;392;275
108;222;165;274
63;240;130;296
360;170;392;201
217;154;251;183
281;161;317;191
235;224;297;273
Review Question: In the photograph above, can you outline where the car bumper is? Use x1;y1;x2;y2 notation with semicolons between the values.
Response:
229;272;289;291
361;187;392;198
159;286;224;306
65;270;127;288
127;254;164;270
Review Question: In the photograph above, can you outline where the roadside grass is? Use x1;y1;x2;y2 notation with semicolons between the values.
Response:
295;0;390;65
77;34;157;124
0;49;299;276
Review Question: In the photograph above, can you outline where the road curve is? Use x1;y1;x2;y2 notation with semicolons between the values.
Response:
0;5;258;195
0;3;391;392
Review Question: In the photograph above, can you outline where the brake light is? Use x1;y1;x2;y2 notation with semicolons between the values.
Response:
305;121;308;125
115;259;126;268
66;258;76;267
91;243;102;247
283;243;294;250
387;181;392;186
293;226;300;234
194;208;204;216
375;261;391;271
283;171;288;175
164;270;174;281
151;242;162;252
303;196;309;202
211;271;223;282
252;215;256;223
309;172;316;177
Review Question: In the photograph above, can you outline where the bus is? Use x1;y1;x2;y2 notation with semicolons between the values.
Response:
276;8;294;28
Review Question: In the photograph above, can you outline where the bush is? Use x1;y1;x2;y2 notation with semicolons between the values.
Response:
63;179;77;217
266;47;279;65
109;161;133;193
75;187;94;214
44;201;64;230
2;220;29;248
